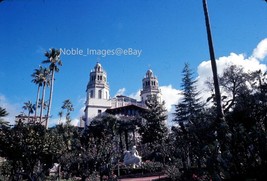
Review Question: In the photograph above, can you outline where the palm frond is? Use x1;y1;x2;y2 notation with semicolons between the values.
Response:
0;107;8;117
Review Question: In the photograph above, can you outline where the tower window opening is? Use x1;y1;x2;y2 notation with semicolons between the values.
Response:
90;90;94;98
98;90;102;99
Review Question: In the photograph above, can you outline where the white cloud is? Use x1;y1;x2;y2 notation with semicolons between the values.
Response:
0;94;20;125
48;117;61;126
197;38;267;103
48;117;81;127
252;38;267;60
78;96;86;104
115;88;126;96
127;85;182;113
126;85;182;126
160;85;182;112
160;85;182;126
128;90;141;101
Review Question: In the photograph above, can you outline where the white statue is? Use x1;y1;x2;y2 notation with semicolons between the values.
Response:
49;163;59;174
123;146;142;168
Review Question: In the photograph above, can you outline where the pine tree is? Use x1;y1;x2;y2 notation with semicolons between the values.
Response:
174;63;203;127
173;63;205;171
139;95;168;146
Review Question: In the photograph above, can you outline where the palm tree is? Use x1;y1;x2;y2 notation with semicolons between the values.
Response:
202;1;230;180
39;68;50;124
58;111;63;124
31;66;45;120
42;48;62;128
22;101;35;121
0;106;9;126
202;0;224;119
61;99;74;123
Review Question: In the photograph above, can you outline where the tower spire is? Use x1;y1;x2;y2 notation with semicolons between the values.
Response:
84;62;111;126
140;69;161;103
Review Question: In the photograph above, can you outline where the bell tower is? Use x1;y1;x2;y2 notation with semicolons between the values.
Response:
140;69;162;104
84;63;111;126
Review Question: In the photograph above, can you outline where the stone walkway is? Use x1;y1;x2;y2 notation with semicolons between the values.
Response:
118;175;167;181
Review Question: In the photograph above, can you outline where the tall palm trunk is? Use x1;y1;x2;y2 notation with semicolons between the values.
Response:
46;68;55;128
34;85;40;121
40;83;46;124
202;1;228;180
28;111;31;121
202;0;224;119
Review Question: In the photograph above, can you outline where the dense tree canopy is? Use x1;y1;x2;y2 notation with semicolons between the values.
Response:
0;122;65;180
1;43;267;180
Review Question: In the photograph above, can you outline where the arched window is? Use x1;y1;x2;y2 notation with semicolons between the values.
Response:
90;90;94;98
98;90;102;99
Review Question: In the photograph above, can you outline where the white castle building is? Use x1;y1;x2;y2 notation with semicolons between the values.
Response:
82;62;161;127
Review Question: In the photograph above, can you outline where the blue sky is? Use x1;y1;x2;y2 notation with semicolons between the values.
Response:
1;0;267;126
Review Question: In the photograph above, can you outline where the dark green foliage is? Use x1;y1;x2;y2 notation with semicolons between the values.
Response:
172;63;207;170
222;69;267;180
139;95;168;146
174;63;203;126
171;65;267;180
0;106;9;126
1;62;267;180
0;121;65;180
42;48;62;73
22;101;35;118
218;65;251;113
57;114;118;180
139;95;169;164
116;116;139;151
61;99;74;124
0;106;8;118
